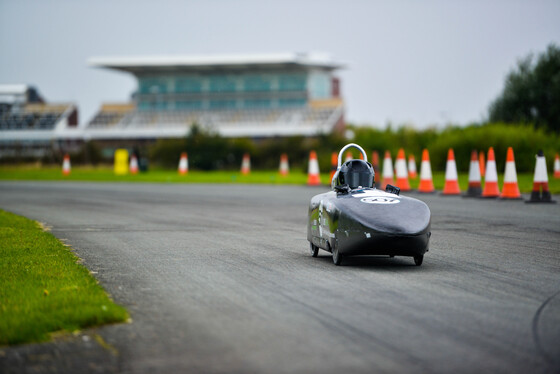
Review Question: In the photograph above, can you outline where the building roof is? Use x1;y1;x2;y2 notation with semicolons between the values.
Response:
0;84;30;95
88;52;343;74
0;84;43;105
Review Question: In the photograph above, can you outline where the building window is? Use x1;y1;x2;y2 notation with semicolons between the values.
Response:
244;99;271;109
138;102;151;110
244;75;271;92
176;78;202;93
278;98;306;108
209;76;236;92
209;100;237;109
154;100;167;110
138;99;167;110
278;74;306;91
308;72;331;99
175;100;202;110
139;78;168;94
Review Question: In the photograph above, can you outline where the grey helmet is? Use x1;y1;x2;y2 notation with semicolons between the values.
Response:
331;143;375;190
332;159;375;189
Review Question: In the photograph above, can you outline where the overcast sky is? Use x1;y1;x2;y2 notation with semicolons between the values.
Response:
1;0;559;128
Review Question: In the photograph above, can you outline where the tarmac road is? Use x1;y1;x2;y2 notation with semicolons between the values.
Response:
0;182;559;374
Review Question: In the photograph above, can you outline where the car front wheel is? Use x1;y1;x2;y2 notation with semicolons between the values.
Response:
310;242;319;257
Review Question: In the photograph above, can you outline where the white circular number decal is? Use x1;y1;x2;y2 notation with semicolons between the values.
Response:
360;197;400;204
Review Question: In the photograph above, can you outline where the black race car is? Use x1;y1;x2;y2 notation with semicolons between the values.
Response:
307;143;431;266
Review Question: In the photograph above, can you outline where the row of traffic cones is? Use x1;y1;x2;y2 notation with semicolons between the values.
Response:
380;150;419;190
313;148;558;203
178;149;559;201
177;152;291;177
178;150;560;183
425;147;556;203
60;150;560;198
448;147;546;202
61;152;142;176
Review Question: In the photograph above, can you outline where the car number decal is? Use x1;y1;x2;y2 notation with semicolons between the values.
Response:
360;197;400;204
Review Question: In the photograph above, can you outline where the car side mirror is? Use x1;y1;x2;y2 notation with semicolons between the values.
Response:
334;185;350;194
385;184;400;196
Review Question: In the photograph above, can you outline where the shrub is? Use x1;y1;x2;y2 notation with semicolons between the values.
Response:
146;122;559;173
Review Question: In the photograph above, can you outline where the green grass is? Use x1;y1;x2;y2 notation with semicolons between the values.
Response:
0;165;559;193
0;210;129;345
0;165;310;184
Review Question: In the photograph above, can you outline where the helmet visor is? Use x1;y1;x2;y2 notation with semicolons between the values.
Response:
346;171;373;189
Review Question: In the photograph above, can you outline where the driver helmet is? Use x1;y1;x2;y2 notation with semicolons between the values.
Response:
332;159;375;190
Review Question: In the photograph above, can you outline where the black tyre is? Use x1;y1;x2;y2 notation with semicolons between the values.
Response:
414;255;423;266
310;242;319;257
332;243;342;266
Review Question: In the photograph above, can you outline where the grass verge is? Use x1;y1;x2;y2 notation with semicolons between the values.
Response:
0;210;128;345
0;165;559;193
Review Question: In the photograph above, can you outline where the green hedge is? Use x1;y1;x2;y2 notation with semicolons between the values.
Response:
131;122;560;173
350;123;560;172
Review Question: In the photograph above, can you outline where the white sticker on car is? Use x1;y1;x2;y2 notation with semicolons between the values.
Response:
360;197;400;204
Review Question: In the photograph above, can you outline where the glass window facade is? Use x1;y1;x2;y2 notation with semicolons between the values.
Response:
244;75;271;92
308;72;331;99
209;76;237;92
138;99;168;110
139;78;168;94
279;98;307;107
176;78;202;93
244;99;272;109
278;74;306;91
175;100;202;110
136;70;331;111
209;100;237;109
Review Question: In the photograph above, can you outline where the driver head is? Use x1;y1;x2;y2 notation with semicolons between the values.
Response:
332;159;375;190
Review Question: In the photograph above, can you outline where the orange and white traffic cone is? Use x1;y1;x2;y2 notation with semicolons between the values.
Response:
307;150;321;186
526;150;556;203
178;152;188;175
442;148;460;195
372;151;380;188
481;147;500;198
499;147;522;200
408;154;417;179
62;153;71;176
418;149;435;193
329;152;338;183
479;151;486;178
381;150;394;189
129;154;139;174
554;153;560;179
241;153;251;175
395;148;411;191
279;153;289;176
464;150;481;197
345;151;353;163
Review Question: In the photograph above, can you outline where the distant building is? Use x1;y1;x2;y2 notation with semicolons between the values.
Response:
85;53;345;141
0;53;346;160
0;84;78;158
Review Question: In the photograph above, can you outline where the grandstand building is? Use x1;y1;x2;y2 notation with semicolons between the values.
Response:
85;53;345;141
0;84;79;158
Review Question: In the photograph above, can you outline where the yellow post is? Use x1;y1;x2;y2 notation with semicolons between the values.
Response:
114;149;129;175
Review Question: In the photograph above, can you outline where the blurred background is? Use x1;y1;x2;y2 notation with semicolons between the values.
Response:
0;0;559;173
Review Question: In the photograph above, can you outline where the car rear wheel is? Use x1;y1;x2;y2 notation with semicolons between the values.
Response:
310;242;319;257
331;243;342;266
414;255;423;266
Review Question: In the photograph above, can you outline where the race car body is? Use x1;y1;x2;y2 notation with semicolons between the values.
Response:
307;143;431;266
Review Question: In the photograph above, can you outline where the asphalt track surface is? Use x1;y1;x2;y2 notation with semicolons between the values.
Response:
0;182;559;374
